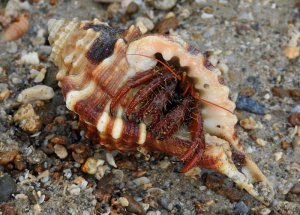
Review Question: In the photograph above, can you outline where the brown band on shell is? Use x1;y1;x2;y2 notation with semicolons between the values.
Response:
74;92;110;124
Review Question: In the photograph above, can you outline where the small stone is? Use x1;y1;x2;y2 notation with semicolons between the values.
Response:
289;182;300;194
33;204;42;214
154;0;177;10
236;96;265;115
0;150;18;165
26;149;47;165
13;104;41;133
19;52;40;65
106;152;117;168
271;86;289;98
17;85;54;103
292;136;300;148
274;152;283;161
259;208;271;215
147;188;165;196
136;17;154;34
0;175;17;202
239;117;256;130
288;113;300;126
240;87;256;97
234;201;249;214
156;15;178;34
133;177;150;186
256;138;267;146
124;194;144;214
54;144;68;159
118;197;129;207
82;158;105;175
184;167;201;179
159;160;171;169
0;203;16;215
283;47;300;59
281;141;290;150
289;89;300;100
0;88;11;102
126;1;139;15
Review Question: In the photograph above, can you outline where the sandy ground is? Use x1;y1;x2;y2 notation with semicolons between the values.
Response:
0;0;300;214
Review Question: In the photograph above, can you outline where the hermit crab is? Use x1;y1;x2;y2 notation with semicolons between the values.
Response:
48;18;274;204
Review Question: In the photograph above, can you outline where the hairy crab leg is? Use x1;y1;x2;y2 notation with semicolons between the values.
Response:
110;69;157;111
140;81;177;126
126;72;174;117
180;106;206;173
152;96;192;139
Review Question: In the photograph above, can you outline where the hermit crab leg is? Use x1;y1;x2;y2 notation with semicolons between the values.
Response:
152;96;192;139
180;106;206;173
110;69;157;111
126;72;174;117
140;81;177;126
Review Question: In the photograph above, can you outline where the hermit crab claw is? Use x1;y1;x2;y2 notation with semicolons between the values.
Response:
48;18;274;205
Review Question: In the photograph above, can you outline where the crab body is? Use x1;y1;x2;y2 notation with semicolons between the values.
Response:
48;18;273;204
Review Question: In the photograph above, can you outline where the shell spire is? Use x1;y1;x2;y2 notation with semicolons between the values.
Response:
48;18;274;204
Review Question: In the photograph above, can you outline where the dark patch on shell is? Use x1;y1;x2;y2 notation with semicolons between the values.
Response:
86;37;118;65
84;24;124;64
231;148;246;171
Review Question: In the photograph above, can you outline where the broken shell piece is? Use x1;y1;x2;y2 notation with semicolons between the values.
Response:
48;18;274;204
3;13;29;42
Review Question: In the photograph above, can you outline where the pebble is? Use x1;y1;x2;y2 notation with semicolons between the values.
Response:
292;136;300;148
236;96;265;115
240;117;256;130
125;1;139;15
283;47;300;59
154;0;176;10
106;152;117;168
184;167;201;178
0;175;17;202
239;87;256;97
33;204;42;214
133;176;150;186
17;85;55;103
19;52;40;65
147;188;165;196
288;113;300;126
159;160;171;169
54;144;68;159
258;208;271;215
26;149;47;166
0;203;16;215
274;152;283;161
82;157;105;175
0;88;11;101
0;150;18;165
124;194;144;214
156;15;178;34
256;138;267;147
13;103;41;133
136;17;154;34
118;197;129;207
234;201;249;214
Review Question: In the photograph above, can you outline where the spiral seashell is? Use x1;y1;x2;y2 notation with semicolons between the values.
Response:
48;18;274;204
3;13;29;41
